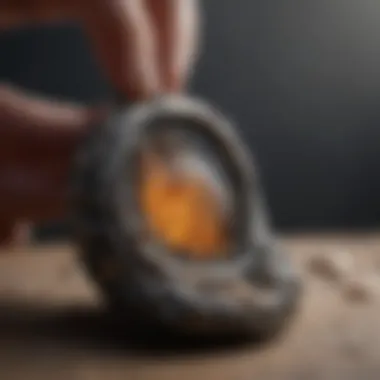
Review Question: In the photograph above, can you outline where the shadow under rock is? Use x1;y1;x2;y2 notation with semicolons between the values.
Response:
0;299;264;359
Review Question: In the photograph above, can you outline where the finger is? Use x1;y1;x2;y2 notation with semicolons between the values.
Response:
78;0;160;101
0;84;104;142
145;0;201;92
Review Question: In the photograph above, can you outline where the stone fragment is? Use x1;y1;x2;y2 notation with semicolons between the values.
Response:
308;249;354;283
343;274;380;304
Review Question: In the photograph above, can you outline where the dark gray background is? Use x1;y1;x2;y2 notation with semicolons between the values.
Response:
1;0;380;231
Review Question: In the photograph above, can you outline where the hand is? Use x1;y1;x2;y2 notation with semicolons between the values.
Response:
0;0;200;246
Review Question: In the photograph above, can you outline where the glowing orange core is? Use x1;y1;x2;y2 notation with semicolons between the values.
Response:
139;153;229;259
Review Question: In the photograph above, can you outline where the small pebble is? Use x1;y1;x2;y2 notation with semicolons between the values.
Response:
308;249;354;283
343;275;380;304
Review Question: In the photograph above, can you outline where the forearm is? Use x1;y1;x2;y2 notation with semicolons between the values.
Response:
0;84;98;140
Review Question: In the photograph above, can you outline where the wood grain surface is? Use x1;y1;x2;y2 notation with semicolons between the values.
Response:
0;234;379;380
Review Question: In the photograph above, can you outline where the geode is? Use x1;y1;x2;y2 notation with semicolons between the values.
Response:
71;95;302;340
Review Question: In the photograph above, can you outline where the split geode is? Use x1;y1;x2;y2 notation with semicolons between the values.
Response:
71;95;302;340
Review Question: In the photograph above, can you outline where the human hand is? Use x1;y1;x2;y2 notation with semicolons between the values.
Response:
0;0;200;246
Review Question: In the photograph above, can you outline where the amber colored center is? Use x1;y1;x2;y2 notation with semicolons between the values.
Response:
139;153;229;259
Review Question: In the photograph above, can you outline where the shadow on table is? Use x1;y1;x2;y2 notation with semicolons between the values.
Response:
0;299;266;358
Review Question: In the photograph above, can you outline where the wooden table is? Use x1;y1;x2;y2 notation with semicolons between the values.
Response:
0;234;379;380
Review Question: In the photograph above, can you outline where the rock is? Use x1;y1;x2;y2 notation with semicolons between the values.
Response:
343;275;380;304
308;249;354;283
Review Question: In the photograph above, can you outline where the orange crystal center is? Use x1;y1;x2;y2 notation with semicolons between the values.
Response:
139;153;229;259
